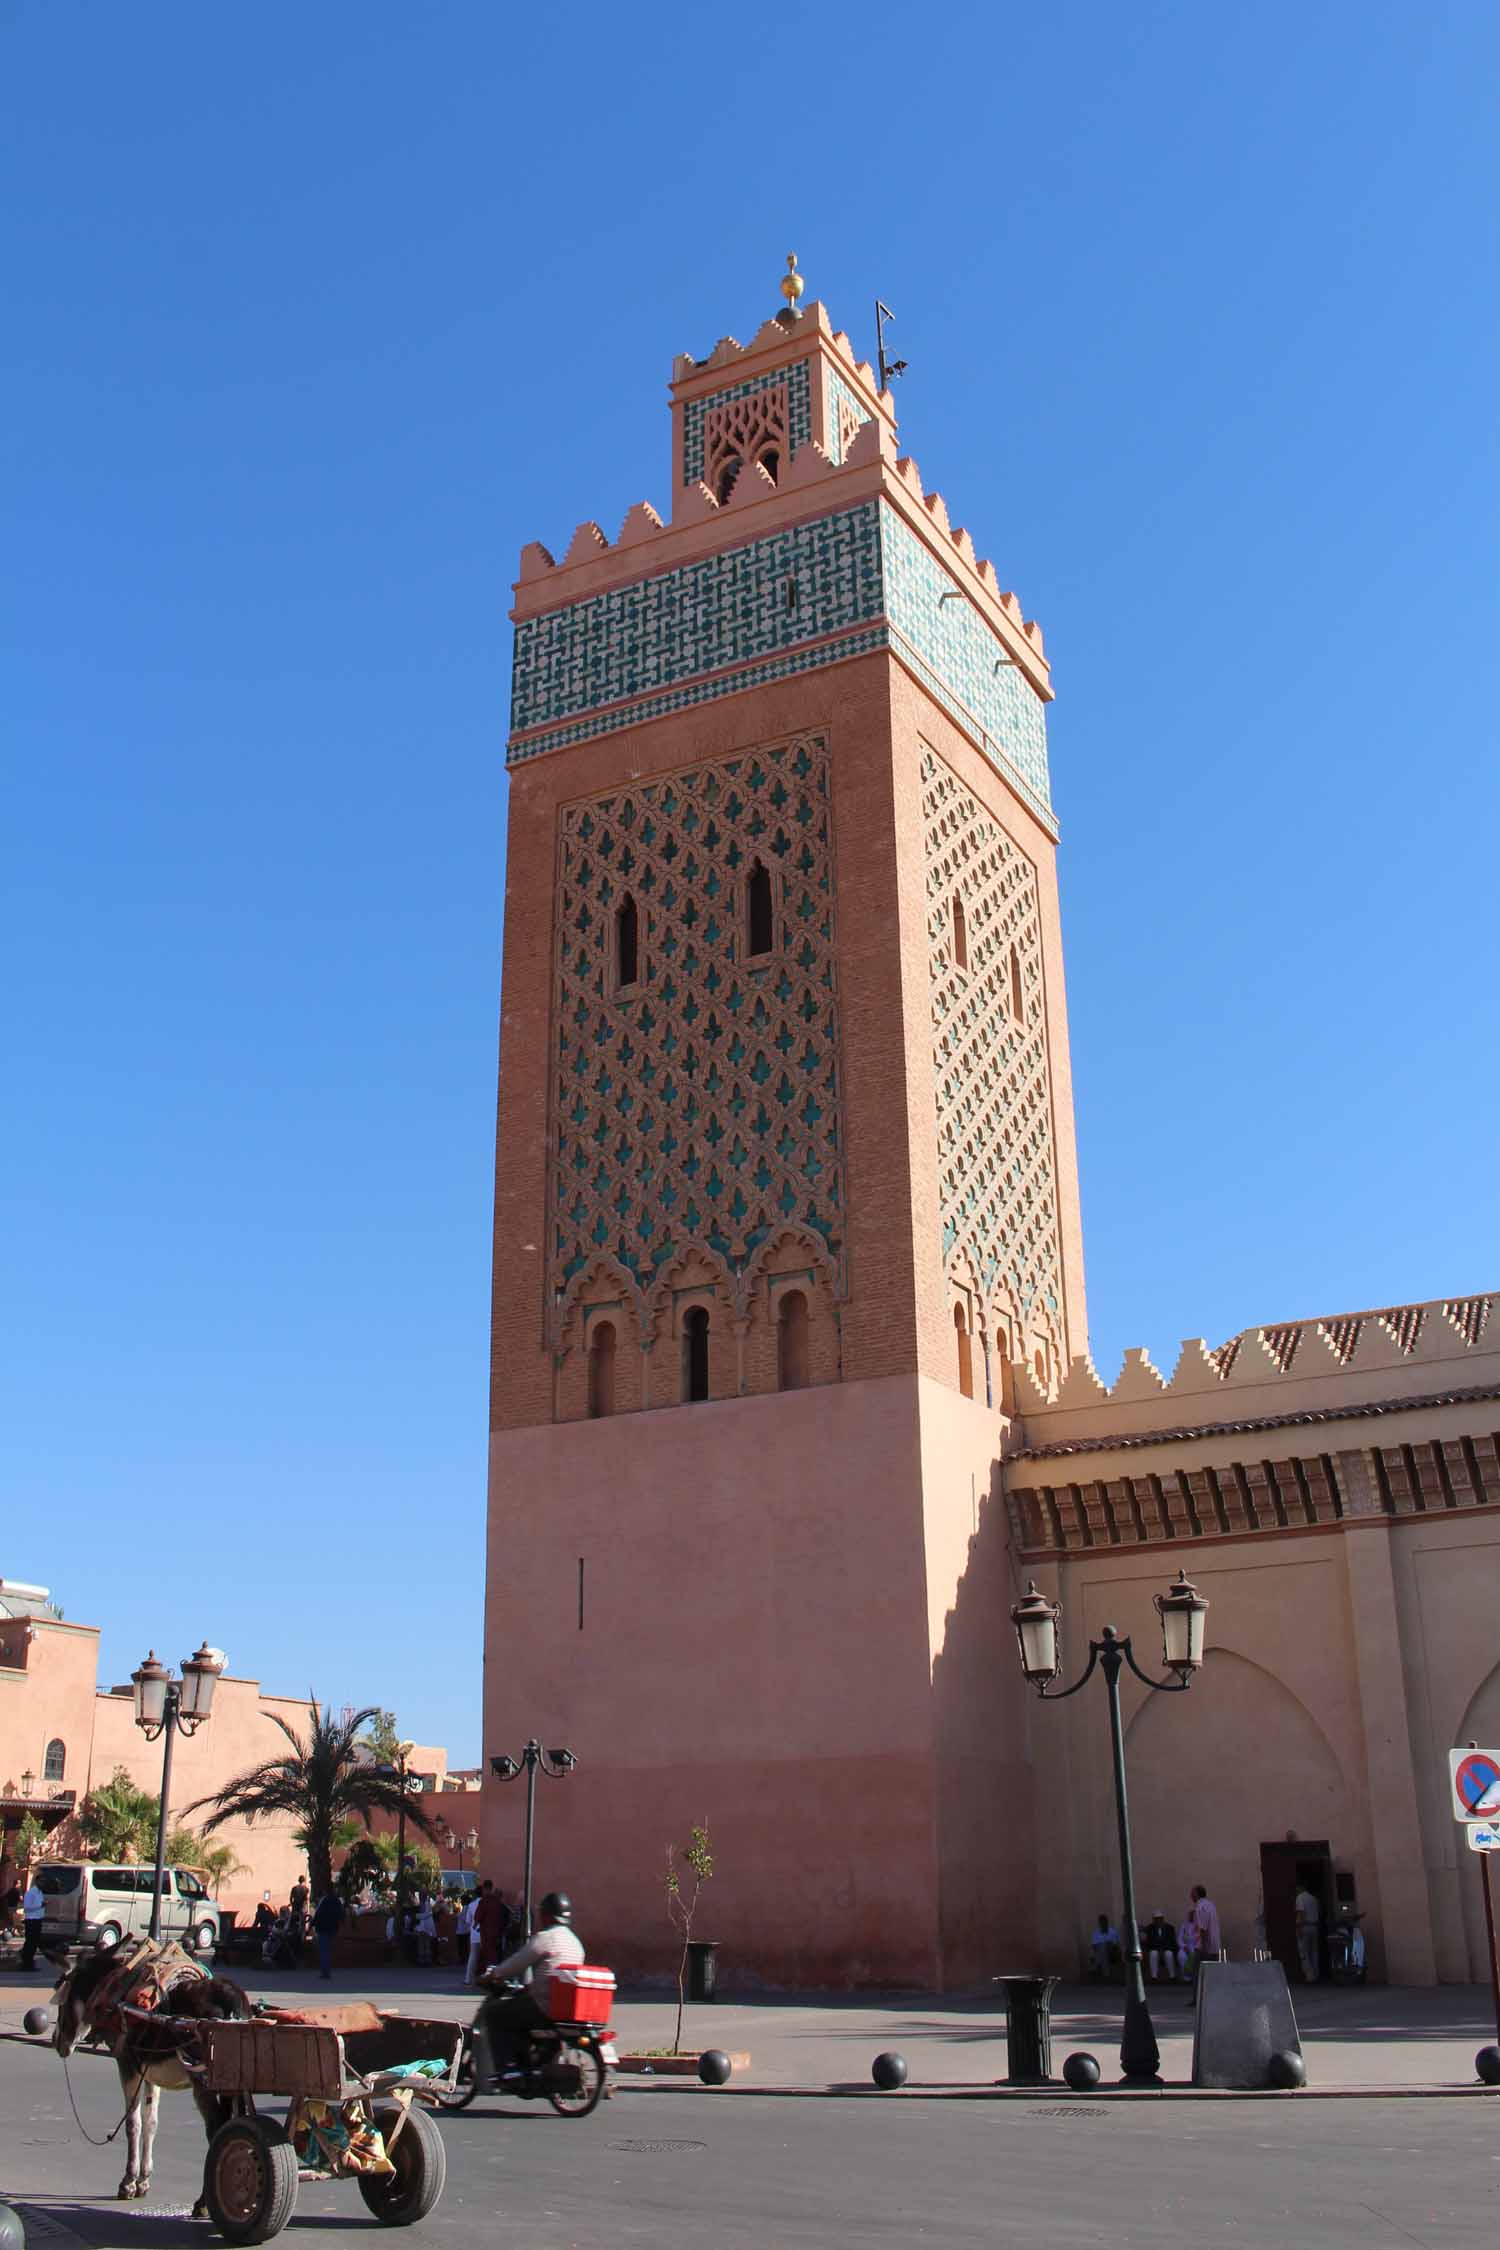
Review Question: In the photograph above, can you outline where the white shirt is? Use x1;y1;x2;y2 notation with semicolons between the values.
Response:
1295;1889;1320;1925
490;1923;585;1989
23;1883;44;1918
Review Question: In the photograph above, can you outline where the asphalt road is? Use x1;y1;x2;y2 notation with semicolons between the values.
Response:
4;2038;1498;2249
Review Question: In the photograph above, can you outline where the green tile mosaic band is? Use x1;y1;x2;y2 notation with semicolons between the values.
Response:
509;500;1053;826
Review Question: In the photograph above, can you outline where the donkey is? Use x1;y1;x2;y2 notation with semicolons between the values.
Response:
53;1939;251;2207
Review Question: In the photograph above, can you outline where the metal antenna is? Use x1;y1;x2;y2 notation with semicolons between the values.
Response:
875;299;908;392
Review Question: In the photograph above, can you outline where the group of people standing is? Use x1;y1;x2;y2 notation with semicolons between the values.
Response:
1089;1887;1222;1981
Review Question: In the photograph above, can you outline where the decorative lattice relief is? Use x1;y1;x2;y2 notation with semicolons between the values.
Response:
702;383;788;501
922;745;1063;1359
548;734;844;1344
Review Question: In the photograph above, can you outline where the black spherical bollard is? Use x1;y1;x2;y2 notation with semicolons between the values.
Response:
871;2051;908;2090
1267;2049;1306;2090
1062;2051;1101;2092
22;2006;51;2039
1476;2046;1500;2086
0;2203;25;2250
697;2049;732;2086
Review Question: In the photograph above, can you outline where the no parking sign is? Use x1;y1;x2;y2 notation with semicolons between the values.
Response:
1449;1747;1500;1822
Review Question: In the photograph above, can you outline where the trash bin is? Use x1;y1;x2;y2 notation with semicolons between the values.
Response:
686;1940;720;2003
993;1974;1058;2085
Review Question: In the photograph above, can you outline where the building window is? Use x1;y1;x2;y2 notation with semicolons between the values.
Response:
587;1321;617;1418
747;861;774;957
714;456;742;506
954;1303;974;1399
616;893;639;989
758;445;780;485
1010;942;1024;1021
683;1305;711;1403
43;1738;65;1783
777;1289;810;1391
953;896;968;972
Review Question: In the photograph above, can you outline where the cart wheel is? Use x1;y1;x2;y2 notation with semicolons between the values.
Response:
358;2102;447;2226
547;2038;607;2118
204;2117;299;2245
434;2049;479;2112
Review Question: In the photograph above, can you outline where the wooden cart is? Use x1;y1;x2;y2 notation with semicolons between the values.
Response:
174;2006;464;2244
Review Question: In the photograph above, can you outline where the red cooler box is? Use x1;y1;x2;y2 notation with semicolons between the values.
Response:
548;1964;616;2026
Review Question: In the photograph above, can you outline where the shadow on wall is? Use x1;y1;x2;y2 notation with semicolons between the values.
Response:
1122;1648;1356;1967
928;1453;1036;1988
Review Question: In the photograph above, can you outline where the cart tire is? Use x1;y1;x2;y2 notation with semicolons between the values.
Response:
434;2048;479;2112
358;2103;447;2226
547;2038;607;2118
204;2117;299;2245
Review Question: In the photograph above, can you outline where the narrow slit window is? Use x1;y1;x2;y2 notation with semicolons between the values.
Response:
777;1289;810;1391
616;893;639;989
747;861;774;957
954;1302;974;1400
683;1305;711;1402
1010;942;1024;1021
715;456;741;506
953;896;968;972
783;574;799;613
587;1320;617;1418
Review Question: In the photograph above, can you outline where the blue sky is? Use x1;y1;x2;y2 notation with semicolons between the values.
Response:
5;5;1496;1766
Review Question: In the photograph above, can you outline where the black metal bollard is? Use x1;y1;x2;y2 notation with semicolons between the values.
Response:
994;1974;1059;2085
686;1940;720;2003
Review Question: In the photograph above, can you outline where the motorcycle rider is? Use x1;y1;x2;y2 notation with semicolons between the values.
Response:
472;1890;585;2085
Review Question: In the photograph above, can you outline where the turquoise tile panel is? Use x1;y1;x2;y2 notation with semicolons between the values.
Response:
682;363;812;485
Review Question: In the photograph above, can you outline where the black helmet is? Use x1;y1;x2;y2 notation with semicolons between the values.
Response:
539;1891;573;1925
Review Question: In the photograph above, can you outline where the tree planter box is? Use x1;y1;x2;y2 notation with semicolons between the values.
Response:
617;2051;750;2076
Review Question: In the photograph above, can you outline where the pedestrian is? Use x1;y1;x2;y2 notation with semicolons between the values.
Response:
1190;1884;1221;1969
474;1878;510;1975
1088;1913;1117;1979
416;1893;435;1967
1294;1882;1321;1982
0;1879;21;1938
1176;1907;1198;1985
289;1875;309;1954
21;1873;46;1969
311;1886;345;1980
456;1892;478;1981
1143;1910;1178;1982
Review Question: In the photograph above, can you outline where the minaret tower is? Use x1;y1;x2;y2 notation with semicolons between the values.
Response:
483;264;1087;1985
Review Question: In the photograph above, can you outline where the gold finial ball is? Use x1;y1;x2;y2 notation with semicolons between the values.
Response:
780;252;805;311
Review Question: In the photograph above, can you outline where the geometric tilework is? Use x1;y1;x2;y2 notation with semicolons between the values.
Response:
826;368;870;467
508;499;1054;832
682;364;813;485
511;503;884;743
922;745;1062;1346
882;511;1051;817
547;734;844;1334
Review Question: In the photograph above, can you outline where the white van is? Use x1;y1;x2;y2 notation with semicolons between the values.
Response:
32;1863;221;1954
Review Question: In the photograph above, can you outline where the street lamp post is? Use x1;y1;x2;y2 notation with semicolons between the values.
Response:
131;1641;226;1942
489;1740;576;1936
445;1824;479;1876
1010;1571;1209;2086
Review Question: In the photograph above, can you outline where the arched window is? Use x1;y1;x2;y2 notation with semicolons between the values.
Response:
587;1321;617;1419
1010;942;1024;1021
758;445;780;485
954;1302;974;1400
1033;1344;1048;1391
746;861;774;957
715;456;742;506
953;896;968;972
777;1290;810;1391
616;893;639;989
683;1305;711;1403
43;1738;65;1783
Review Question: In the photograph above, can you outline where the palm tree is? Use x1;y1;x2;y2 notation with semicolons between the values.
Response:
79;1767;159;1861
185;1702;439;1901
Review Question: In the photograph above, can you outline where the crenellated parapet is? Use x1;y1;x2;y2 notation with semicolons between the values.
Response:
1010;1293;1499;1450
506;297;1055;826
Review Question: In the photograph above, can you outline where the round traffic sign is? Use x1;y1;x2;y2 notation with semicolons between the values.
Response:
1455;1752;1500;1814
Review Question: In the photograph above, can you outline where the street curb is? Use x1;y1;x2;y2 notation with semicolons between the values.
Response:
615;2078;1500;2101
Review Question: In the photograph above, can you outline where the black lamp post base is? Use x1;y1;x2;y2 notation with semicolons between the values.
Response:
1118;1991;1162;2087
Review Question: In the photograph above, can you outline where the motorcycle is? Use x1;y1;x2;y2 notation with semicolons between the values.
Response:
436;1982;618;2118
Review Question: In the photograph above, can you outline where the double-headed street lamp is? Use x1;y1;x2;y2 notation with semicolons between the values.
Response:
1010;1570;1209;2086
489;1739;576;1937
132;1642;226;1942
443;1823;479;1876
